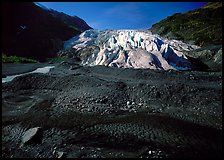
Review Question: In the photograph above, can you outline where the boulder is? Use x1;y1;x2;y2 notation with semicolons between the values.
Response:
57;151;64;158
69;66;76;70
21;127;43;145
213;48;222;64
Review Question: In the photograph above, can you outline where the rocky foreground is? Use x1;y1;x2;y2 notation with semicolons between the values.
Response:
2;62;222;158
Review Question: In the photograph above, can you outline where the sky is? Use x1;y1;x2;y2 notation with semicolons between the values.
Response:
38;2;208;30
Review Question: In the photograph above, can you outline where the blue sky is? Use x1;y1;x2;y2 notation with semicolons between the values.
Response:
38;2;207;30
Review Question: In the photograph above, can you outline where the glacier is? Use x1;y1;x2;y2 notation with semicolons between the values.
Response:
64;29;200;71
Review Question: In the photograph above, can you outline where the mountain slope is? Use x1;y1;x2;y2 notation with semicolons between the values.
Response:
49;10;92;32
149;2;222;47
149;2;222;71
1;2;92;62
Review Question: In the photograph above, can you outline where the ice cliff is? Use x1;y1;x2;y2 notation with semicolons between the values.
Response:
64;29;200;70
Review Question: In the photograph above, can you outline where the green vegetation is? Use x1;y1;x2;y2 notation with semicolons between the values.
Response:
2;54;39;63
149;2;222;47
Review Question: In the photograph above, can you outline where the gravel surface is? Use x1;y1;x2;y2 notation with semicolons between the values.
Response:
2;63;53;77
2;62;222;158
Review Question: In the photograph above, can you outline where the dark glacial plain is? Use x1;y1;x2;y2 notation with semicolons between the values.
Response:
2;62;222;158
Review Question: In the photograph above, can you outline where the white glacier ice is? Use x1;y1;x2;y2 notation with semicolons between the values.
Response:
64;29;200;70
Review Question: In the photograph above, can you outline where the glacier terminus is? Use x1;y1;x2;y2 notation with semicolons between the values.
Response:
64;29;200;71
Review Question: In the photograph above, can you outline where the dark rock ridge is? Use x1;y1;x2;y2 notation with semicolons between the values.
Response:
1;2;92;62
183;45;222;71
49;10;92;32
